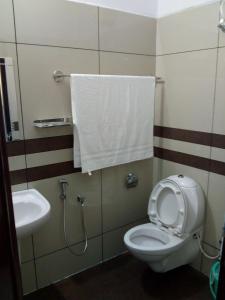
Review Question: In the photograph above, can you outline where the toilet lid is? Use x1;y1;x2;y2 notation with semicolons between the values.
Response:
148;179;187;235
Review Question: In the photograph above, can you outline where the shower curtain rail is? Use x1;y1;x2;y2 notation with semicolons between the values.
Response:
52;70;164;83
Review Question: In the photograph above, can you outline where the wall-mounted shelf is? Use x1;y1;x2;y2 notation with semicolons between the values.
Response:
33;117;72;128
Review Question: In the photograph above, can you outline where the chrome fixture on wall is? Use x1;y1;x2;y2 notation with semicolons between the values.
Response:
125;173;138;188
59;178;88;256
218;0;225;32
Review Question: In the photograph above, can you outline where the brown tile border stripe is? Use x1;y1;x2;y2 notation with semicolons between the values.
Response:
25;135;73;154
10;169;27;185
154;126;212;146
10;148;225;184
210;160;225;176
6;127;225;157
10;161;81;184
154;147;211;171
7;140;26;157
6;135;73;157
154;147;225;176
212;133;225;149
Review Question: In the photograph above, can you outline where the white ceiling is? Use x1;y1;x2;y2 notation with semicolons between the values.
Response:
67;0;219;18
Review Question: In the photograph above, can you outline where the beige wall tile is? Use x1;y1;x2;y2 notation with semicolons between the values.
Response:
154;137;211;159
0;0;15;42
213;47;225;135
20;236;34;263
219;28;225;47
191;252;202;272
204;173;225;247
99;8;156;55
11;183;27;192
17;44;99;139
102;159;153;232
29;173;101;257
26;149;73;168
103;218;147;261
14;0;98;49
36;236;101;288
21;261;37;295
8;155;26;171
211;147;225;162
157;3;219;55
0;42;24;139
155;49;217;132
100;52;155;76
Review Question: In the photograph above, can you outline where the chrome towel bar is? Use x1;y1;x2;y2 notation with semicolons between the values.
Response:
53;70;164;83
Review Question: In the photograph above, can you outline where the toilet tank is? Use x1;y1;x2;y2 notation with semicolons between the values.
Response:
168;175;205;234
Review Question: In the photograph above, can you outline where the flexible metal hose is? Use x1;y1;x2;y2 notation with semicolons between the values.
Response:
196;234;220;260
63;190;88;256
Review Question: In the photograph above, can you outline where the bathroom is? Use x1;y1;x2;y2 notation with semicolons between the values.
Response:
0;0;225;299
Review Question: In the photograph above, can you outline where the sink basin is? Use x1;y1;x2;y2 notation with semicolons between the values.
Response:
12;189;51;239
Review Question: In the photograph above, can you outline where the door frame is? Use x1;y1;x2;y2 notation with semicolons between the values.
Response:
0;90;23;299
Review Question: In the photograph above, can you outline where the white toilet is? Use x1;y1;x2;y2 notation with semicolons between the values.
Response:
124;175;205;272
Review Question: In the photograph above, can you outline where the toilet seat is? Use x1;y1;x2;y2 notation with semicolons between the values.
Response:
148;179;187;236
124;223;185;256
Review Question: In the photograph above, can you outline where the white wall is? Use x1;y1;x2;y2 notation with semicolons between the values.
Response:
68;0;219;18
157;0;219;17
68;0;158;18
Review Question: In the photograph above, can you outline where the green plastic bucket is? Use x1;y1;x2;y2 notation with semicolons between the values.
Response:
210;261;220;300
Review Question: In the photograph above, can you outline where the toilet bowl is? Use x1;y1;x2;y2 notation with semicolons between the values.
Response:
124;175;205;272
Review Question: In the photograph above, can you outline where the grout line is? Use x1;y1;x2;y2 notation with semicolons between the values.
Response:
31;235;39;290
203;240;220;251
200;9;221;272
15;41;156;57
0;40;16;45
156;46;219;57
11;0;29;189
24;216;147;262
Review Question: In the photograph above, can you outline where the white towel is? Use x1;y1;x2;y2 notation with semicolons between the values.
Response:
71;74;155;173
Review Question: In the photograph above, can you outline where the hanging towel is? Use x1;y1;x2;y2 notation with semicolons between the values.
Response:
71;74;155;173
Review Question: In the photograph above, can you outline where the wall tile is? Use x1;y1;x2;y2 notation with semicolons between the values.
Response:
8;155;26;171
219;26;225;47
20;236;34;263
100;52;155;76
26;149;73;168
154;137;211;159
0;0;15;42
204;173;225;247
14;0;98;49
36;236;101;288
157;3;219;55
17;44;99;139
99;8;156;55
21;261;37;294
102;159;153;232
211;147;225;162
29;173;101;257
155;49;217;132
103;218;147;261
213;47;225;135
11;183;27;192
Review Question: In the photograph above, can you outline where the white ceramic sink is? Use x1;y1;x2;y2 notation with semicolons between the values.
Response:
12;189;51;239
